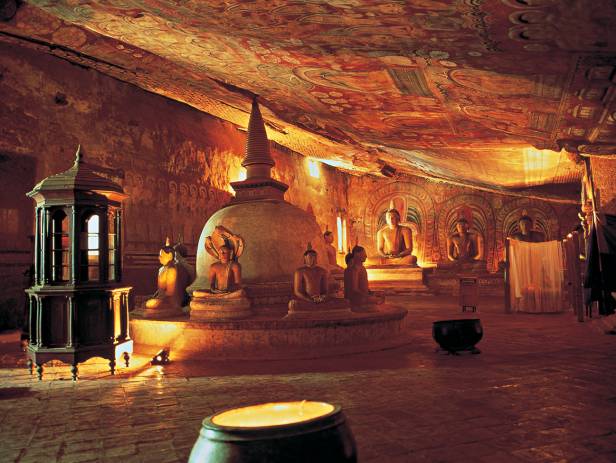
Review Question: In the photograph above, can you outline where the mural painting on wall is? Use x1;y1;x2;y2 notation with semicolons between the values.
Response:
2;0;598;189
120;173;232;253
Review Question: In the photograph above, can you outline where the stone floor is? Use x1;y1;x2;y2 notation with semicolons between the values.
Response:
1;295;616;463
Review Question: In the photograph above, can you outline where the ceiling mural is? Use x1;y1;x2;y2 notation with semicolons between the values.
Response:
2;0;616;199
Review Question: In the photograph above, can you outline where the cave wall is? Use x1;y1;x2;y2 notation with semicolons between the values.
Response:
590;157;616;215
0;42;580;326
0;43;348;315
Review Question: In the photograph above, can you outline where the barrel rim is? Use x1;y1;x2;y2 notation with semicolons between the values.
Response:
433;318;481;325
201;402;346;441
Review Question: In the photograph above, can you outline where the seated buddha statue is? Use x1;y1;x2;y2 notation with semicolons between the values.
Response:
287;244;349;317
376;207;417;266
323;230;343;272
173;236;196;286
509;214;545;243
344;245;384;311
190;226;251;320
143;238;191;317
446;218;485;268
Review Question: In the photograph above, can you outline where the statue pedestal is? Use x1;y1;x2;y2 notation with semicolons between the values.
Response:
190;289;252;320
134;299;185;319
426;263;504;297
130;305;409;360
366;265;431;295
285;298;352;320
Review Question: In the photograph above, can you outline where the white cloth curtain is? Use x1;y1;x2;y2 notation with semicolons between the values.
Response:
509;239;566;313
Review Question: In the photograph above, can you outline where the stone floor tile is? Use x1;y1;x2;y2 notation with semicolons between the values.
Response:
1;296;615;462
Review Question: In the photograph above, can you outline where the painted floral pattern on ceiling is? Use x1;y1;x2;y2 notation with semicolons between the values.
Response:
2;0;615;196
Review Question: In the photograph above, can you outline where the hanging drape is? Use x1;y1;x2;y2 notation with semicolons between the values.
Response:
509;239;566;313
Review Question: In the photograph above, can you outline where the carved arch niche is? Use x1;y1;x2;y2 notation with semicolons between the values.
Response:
361;182;435;265
437;195;496;270
494;198;558;261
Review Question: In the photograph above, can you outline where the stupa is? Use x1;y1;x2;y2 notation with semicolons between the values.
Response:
188;98;329;306
131;98;409;360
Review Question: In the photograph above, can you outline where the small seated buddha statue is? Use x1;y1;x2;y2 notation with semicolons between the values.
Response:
446;218;485;269
324;230;344;272
190;226;251;320
344;245;384;312
287;244;350;318
173;235;196;286
509;214;545;243
376;206;417;266
142;238;191;318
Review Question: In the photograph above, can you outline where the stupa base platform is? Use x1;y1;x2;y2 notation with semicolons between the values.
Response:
366;265;432;295
129;304;409;360
190;290;252;320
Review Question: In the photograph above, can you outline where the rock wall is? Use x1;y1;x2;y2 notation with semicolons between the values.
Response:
590;157;616;215
0;43;347;315
0;42;579;327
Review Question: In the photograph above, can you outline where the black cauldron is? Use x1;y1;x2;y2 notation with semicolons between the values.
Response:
432;319;483;353
189;402;357;463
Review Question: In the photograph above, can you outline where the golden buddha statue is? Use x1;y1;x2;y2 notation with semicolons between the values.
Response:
376;206;417;266
509;213;545;243
287;244;350;318
190;225;251;320
344;245;383;311
143;237;191;317
446;218;484;263
323;230;343;272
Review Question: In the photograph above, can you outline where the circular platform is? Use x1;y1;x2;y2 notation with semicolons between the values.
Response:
129;305;409;360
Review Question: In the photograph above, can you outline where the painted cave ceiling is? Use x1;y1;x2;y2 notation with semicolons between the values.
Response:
2;1;616;199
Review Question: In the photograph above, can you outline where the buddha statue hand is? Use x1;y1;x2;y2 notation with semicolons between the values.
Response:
312;295;327;303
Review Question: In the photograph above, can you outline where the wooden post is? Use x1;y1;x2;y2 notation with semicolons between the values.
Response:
71;206;79;285
504;238;511;314
572;232;585;322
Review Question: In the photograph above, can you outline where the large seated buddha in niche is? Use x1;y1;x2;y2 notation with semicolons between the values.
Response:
509;213;545;243
444;217;486;270
375;203;417;267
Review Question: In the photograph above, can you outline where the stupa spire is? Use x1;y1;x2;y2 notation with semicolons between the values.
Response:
229;97;289;203
73;144;82;166
243;97;275;179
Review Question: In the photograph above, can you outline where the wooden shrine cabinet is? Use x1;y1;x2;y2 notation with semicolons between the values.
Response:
25;146;132;380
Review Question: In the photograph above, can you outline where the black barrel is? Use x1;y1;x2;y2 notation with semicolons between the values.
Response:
189;402;357;463
432;318;483;353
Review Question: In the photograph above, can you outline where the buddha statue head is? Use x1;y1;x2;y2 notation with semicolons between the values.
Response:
174;234;189;259
455;218;470;235
385;208;402;228
159;237;176;266
351;245;367;264
218;244;233;264
518;214;533;235
323;230;334;245
303;243;318;267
